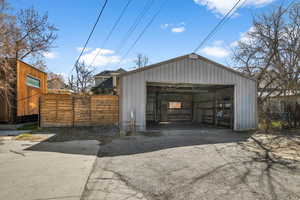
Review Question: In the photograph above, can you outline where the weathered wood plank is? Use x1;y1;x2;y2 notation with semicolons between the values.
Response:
40;94;119;127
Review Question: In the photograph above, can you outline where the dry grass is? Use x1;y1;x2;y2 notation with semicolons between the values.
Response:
244;132;300;161
15;133;47;142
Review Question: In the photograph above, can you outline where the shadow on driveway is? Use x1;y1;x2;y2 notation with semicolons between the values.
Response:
99;128;252;157
24;126;252;157
24;127;116;156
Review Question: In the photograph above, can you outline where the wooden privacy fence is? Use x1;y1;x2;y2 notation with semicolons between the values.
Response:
40;94;119;127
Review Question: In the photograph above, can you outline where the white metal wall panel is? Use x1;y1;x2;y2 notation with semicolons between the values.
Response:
121;56;257;130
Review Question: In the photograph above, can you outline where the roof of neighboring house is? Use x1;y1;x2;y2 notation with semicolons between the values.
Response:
120;53;256;82
47;77;68;89
94;77;113;89
94;68;126;77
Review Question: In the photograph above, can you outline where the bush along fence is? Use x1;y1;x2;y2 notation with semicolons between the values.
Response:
40;94;119;127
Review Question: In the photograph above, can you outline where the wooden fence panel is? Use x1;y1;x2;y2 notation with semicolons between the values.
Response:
40;94;119;127
91;95;119;125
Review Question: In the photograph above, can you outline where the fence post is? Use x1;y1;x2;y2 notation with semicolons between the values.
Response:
89;96;92;126
55;96;58;124
38;96;41;128
72;96;75;128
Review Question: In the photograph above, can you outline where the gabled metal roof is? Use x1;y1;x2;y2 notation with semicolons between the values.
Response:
120;53;256;82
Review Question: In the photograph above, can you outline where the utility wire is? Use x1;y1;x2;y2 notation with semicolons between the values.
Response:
89;0;133;67
115;0;155;55
285;0;296;11
193;0;244;53
117;0;168;66
70;0;108;75
208;0;248;41
199;0;294;53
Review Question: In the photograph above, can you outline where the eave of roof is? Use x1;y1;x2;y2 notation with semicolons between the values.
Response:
94;68;126;77
120;53;256;82
16;59;47;74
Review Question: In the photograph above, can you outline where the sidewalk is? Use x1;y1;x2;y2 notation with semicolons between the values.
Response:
0;135;100;200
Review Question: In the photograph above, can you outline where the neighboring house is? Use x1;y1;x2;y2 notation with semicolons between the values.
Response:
47;76;72;94
48;77;67;90
0;59;47;123
92;68;126;94
268;94;300;113
119;53;257;131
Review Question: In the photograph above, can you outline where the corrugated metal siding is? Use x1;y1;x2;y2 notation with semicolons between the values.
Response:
120;56;257;130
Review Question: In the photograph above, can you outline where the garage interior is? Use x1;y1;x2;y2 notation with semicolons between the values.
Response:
146;82;234;129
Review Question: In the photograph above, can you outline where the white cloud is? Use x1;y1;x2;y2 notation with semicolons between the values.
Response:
160;23;171;29
79;48;120;67
200;40;230;58
193;0;275;16
76;47;91;53
213;40;224;46
161;22;186;33
178;22;185;26
230;26;256;47
171;26;186;33
43;52;57;59
230;41;239;48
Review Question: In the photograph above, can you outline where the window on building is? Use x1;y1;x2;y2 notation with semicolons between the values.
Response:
26;75;40;88
169;102;182;109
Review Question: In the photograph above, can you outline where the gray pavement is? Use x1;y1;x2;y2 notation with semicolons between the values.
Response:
82;129;300;200
0;135;100;200
0;130;31;136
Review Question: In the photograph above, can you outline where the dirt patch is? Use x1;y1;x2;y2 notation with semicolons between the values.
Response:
15;133;48;142
242;131;300;162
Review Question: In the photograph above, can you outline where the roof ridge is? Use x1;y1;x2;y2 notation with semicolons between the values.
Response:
120;53;256;82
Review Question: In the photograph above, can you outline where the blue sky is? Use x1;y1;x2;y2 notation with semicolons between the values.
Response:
9;0;285;78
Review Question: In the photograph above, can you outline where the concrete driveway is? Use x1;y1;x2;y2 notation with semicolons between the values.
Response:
82;128;300;200
0;134;100;200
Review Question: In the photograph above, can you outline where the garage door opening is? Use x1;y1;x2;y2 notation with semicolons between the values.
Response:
146;82;234;129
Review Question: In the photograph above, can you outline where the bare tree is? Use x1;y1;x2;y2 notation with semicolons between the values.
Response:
28;56;47;71
233;3;300;104
67;75;75;92
68;62;94;94
14;7;58;60
232;3;300;129
0;0;57;120
134;53;149;68
0;59;15;114
0;0;16;58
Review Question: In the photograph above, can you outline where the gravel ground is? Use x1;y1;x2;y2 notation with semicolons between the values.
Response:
82;129;300;200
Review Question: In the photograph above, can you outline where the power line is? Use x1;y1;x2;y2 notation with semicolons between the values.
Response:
285;0;296;11
89;0;133;67
70;0;108;75
198;0;295;53
209;0;248;41
115;0;155;55
193;0;245;53
196;0;295;53
117;0;168;66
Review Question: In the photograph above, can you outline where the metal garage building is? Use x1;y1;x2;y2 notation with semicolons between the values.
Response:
119;53;257;131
